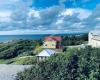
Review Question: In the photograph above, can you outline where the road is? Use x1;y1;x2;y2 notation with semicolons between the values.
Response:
0;64;31;80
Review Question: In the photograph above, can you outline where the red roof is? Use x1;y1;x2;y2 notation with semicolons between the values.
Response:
44;36;62;41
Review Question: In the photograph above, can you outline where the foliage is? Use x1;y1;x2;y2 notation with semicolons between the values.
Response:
0;40;39;59
0;56;37;65
0;40;42;64
16;47;100;80
0;59;14;64
61;34;88;46
12;56;37;65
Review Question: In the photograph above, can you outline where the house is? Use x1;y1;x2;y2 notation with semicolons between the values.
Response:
89;30;100;47
36;49;55;61
42;36;62;49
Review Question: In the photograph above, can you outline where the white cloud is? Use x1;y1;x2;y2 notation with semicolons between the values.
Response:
82;4;100;30
96;17;100;21
60;8;91;20
0;0;19;11
55;8;91;30
0;0;32;23
28;9;40;18
0;17;11;22
0;6;92;31
0;11;11;22
76;8;91;19
0;0;98;32
71;23;85;28
56;19;63;24
0;0;19;3
60;9;74;16
26;7;92;31
0;11;11;17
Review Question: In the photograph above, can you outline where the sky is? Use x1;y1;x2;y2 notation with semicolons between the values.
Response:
0;0;100;34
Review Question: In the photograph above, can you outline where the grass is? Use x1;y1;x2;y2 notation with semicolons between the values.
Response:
0;56;37;65
0;59;13;64
12;56;37;65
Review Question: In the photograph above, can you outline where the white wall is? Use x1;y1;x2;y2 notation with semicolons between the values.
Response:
89;32;100;48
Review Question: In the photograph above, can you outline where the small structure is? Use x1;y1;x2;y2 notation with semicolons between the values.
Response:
42;36;62;49
89;30;100;47
36;49;55;61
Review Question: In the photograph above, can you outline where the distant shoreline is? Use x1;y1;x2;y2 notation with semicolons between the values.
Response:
0;33;88;42
0;30;88;35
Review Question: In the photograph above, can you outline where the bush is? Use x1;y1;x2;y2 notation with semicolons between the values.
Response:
16;47;100;80
0;40;40;59
61;34;88;46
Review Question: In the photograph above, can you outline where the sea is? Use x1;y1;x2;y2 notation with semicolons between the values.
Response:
0;33;87;42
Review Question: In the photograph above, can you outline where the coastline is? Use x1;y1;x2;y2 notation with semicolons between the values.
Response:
0;33;87;42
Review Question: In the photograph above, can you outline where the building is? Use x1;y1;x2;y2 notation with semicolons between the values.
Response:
42;36;62;49
36;36;62;61
36;49;55;61
89;30;100;47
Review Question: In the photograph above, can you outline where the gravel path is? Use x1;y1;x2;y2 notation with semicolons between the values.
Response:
0;64;31;80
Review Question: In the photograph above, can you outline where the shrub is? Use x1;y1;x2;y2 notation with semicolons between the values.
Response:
16;47;100;80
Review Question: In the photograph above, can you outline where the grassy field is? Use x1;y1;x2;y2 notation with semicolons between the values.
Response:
0;56;36;64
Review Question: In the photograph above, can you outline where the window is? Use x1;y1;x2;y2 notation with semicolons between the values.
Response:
52;44;55;46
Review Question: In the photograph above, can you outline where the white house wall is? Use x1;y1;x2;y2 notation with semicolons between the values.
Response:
89;31;100;48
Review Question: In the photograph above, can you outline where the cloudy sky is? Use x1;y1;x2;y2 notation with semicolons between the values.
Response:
0;0;100;33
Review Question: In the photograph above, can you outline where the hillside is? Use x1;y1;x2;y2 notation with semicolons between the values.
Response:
16;46;100;80
0;34;88;65
0;40;42;64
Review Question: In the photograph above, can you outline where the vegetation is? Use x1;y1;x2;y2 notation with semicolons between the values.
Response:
16;46;100;80
12;56;36;64
0;34;99;79
61;33;88;46
0;40;42;64
0;34;88;64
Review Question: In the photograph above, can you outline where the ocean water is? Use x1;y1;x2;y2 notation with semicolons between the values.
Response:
0;33;86;42
0;34;49;42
